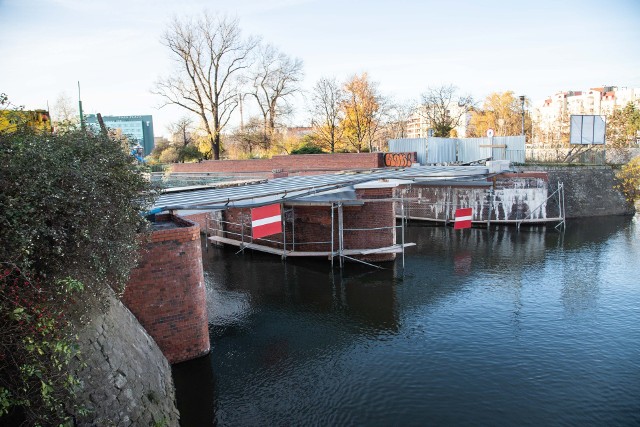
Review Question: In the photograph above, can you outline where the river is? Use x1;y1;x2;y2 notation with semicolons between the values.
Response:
173;215;640;426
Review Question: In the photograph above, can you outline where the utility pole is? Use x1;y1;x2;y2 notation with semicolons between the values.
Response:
238;93;245;131
78;81;85;131
519;95;525;136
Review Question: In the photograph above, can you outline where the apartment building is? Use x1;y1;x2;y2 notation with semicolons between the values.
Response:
535;86;640;130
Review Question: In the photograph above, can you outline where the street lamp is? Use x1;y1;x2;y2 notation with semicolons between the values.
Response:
519;95;525;136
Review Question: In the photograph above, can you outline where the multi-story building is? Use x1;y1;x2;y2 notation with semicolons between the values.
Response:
535;86;640;131
86;114;155;155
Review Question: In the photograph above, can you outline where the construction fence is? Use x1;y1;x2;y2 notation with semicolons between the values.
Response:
389;136;526;165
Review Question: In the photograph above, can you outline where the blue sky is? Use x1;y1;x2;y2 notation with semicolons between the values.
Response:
1;0;638;136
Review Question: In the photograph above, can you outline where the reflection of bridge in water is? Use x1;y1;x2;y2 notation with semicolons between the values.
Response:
189;217;628;381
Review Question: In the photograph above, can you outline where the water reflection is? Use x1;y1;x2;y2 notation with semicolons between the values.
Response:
175;216;639;426
172;352;215;426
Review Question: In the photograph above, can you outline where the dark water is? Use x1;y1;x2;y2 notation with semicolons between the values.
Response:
173;216;640;426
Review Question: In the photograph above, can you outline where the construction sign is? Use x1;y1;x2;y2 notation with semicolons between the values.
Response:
454;208;473;230
251;204;282;239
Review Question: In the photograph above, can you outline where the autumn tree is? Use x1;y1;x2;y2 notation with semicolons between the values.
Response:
310;77;345;153
607;102;640;147
154;13;258;160
468;91;530;137
419;85;473;137
248;43;303;145
616;156;640;203
149;137;172;162
341;73;386;152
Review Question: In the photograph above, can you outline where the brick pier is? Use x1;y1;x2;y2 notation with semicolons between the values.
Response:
123;214;210;364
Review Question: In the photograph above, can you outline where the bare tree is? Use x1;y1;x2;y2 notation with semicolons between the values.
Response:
419;85;474;137
168;116;194;148
248;43;303;143
50;92;79;132
51;92;77;123
153;13;258;159
384;99;415;139
228;116;270;157
310;77;345;153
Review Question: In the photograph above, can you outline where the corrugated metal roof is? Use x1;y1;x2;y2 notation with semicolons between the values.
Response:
152;165;490;212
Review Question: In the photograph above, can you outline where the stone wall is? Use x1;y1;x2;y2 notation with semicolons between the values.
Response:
123;215;210;364
517;165;635;218
71;292;180;426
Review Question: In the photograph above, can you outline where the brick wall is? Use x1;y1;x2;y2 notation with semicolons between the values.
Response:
181;211;210;233
123;214;210;364
346;187;396;262
220;186;397;262
170;153;385;175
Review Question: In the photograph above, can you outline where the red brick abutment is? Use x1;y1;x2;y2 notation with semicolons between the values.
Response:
122;214;210;364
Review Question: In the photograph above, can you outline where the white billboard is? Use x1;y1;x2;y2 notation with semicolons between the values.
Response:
570;115;606;145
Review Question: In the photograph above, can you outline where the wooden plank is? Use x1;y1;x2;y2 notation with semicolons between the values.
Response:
355;243;416;255
208;235;416;257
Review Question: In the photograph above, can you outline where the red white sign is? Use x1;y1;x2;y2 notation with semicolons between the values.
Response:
251;204;282;239
454;208;473;230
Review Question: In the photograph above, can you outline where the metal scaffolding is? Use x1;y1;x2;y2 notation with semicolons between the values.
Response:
205;201;413;270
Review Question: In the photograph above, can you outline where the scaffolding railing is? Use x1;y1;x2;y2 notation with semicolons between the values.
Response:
393;185;565;228
205;202;411;270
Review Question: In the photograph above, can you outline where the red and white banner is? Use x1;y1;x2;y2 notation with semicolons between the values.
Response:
454;208;473;230
251;204;282;239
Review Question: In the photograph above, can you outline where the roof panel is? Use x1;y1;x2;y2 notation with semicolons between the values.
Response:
152;166;489;211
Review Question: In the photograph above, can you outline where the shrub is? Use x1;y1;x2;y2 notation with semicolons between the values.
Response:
0;265;83;425
0;126;156;424
616;156;640;203
291;143;325;155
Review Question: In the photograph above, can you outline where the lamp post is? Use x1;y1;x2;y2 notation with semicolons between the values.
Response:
519;95;525;136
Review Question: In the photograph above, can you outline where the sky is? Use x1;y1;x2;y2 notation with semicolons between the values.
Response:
1;0;639;137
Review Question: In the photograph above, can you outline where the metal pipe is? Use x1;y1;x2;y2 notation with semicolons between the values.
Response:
519;95;526;136
487;186;493;229
331;203;335;268
401;194;405;270
338;203;344;269
282;203;286;260
561;182;564;223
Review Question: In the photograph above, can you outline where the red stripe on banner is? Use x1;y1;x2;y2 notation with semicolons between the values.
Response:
251;204;282;239
454;208;473;230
